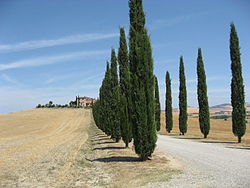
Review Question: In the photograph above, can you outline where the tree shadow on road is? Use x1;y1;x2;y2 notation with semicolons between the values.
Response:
175;137;203;140
226;146;250;150
93;156;140;162
201;140;236;144
94;141;114;145
93;146;125;150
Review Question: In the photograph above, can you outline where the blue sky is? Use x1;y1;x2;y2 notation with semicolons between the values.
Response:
0;0;249;113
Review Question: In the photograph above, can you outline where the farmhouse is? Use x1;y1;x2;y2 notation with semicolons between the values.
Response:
76;96;96;107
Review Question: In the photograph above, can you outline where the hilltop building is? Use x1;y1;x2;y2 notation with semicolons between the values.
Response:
76;96;96;107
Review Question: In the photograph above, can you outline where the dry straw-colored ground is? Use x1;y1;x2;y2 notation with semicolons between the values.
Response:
159;109;250;146
2;107;247;187
0;108;180;188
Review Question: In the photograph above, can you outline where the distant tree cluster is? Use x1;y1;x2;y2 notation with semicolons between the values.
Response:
93;0;159;161
164;23;246;142
36;101;69;108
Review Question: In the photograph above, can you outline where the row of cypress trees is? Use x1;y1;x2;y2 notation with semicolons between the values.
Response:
164;23;246;143
93;0;160;160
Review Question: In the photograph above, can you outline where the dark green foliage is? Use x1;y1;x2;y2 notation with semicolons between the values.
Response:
230;23;246;143
210;115;231;120
110;49;121;142
98;62;112;135
178;56;188;135
165;71;173;133
118;27;132;147
36;104;42;108
154;76;161;131
197;48;210;138
129;0;157;161
92;99;101;128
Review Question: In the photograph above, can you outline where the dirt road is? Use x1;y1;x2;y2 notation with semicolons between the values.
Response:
157;135;250;188
0;108;91;187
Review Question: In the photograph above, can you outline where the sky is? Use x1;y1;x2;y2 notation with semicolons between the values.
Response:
0;0;249;113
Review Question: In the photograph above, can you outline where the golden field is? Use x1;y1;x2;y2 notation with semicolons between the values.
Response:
159;110;250;145
0;108;179;187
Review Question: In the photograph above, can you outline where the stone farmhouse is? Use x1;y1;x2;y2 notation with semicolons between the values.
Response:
76;96;96;107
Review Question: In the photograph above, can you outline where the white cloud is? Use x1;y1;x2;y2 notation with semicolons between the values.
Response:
171;76;226;85
44;71;103;86
1;74;19;85
0;50;109;71
150;15;193;30
150;11;212;30
0;33;118;53
45;74;78;84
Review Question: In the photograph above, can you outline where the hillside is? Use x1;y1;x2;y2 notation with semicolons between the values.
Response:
180;103;250;114
0;108;179;187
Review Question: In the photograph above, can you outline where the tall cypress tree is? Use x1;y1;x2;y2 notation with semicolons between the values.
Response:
92;99;100;128
154;75;161;131
99;62;112;135
165;71;173;133
110;49;121;142
129;0;157;160
230;23;246;143
179;56;188;135
197;48;210;138
118;27;132;147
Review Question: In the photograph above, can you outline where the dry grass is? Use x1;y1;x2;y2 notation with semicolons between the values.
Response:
0;108;180;187
159;111;250;146
0;108;91;187
81;122;181;188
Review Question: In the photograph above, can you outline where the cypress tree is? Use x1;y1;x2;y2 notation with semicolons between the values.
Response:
92;99;100;128
110;49;121;142
165;71;173;133
99;62;112;135
230;23;246;143
179;56;188;135
154;75;161;131
197;48;210;138
118;27;132;147
129;0;157;161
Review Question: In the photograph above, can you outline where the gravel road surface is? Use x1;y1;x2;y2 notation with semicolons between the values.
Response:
157;135;250;188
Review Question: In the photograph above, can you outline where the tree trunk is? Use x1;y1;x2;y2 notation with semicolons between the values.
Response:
125;142;129;148
238;136;241;143
140;156;149;161
204;134;207;138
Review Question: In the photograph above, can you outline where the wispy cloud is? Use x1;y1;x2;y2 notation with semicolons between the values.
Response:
45;73;78;84
1;74;19;84
150;11;212;30
44;72;103;85
0;33;118;53
171;76;226;85
150;15;193;30
0;49;109;71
